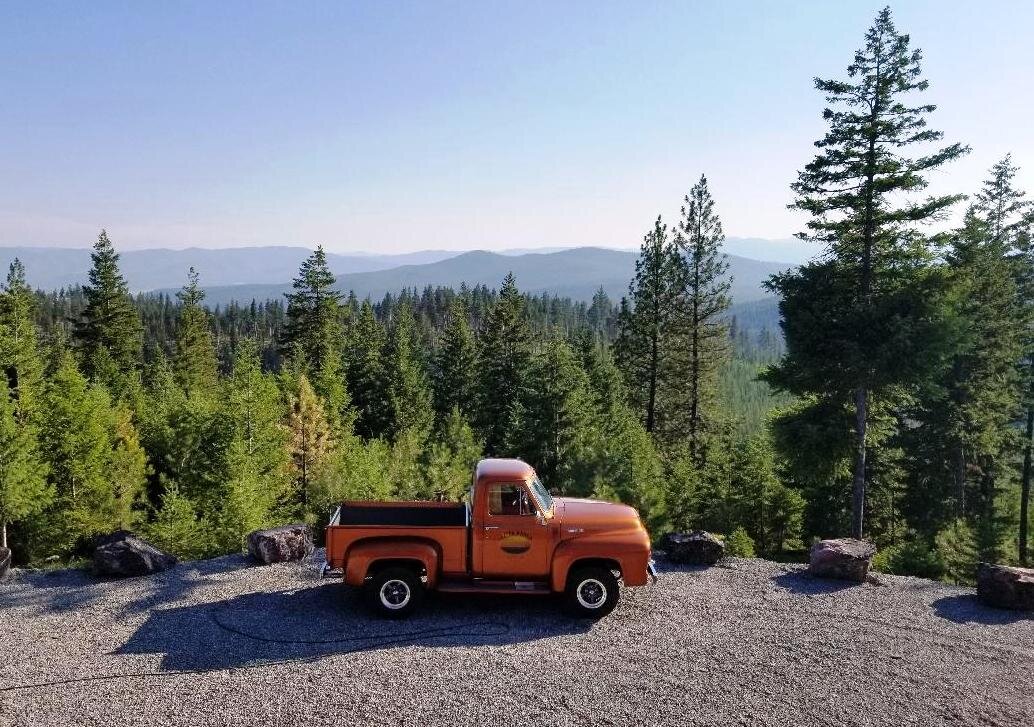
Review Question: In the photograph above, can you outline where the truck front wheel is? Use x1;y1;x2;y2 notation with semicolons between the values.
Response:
563;567;619;618
367;566;424;618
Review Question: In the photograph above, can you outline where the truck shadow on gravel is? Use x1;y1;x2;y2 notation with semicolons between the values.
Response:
114;582;593;672
0;556;253;615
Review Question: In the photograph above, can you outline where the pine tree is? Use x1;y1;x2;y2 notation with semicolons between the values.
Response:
674;174;731;463
282;245;343;379
727;434;805;555
987;158;1034;565
106;406;148;531
424;407;483;500
767;7;967;538
148;481;210;560
383;303;433;443
477;274;533;454
941;205;1023;553
0;259;45;421
37;353;119;552
216;339;291;549
0;381;51;552
173;268;219;396
74;230;143;388
345;301;388;439
433;297;478;425
614;217;687;445
520;334;595;492
285;374;332;512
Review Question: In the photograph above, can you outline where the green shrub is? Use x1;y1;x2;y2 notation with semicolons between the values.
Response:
871;538;943;580
935;519;979;585
724;526;757;558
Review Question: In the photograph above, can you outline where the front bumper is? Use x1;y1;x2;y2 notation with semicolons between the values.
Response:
647;559;658;584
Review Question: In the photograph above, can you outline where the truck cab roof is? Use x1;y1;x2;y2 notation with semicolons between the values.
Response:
474;458;536;483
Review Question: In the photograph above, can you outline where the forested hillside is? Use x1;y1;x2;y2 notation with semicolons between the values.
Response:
0;8;1030;585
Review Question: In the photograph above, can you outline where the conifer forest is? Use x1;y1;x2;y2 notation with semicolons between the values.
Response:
1;8;1031;585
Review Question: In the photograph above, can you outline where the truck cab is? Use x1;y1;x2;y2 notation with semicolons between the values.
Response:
324;458;656;618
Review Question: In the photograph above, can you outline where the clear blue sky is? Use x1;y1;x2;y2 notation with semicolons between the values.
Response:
2;1;1031;253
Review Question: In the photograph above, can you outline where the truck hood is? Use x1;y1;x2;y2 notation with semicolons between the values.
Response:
554;497;643;534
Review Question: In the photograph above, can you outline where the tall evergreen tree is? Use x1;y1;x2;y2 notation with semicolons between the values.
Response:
0;260;45;421
766;7;967;538
74;230;143;387
477;274;533;454
975;155;1034;564
614;217;687;445
383;303;434;443
282;246;342;373
285;374;332;512
433;297;477;425
173;268;219;396
37;353;121;552
345;300;389;439
0;381;51;552
521;334;595;492
674;174;732;463
282;246;350;423
1019;209;1034;564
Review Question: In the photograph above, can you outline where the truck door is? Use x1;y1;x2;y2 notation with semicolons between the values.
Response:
475;481;551;579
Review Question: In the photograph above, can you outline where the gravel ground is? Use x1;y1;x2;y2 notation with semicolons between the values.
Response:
1;554;1031;727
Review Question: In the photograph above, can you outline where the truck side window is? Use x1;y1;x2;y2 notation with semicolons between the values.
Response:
488;483;525;516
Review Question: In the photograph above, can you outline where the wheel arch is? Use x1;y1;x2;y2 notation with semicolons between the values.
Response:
551;551;623;592
343;538;441;588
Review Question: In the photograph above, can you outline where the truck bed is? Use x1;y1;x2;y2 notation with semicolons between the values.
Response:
334;501;468;527
325;500;470;575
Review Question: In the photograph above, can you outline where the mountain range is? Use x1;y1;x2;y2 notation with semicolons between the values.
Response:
0;242;793;309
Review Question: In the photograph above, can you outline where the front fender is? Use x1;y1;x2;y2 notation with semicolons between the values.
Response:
343;539;441;588
551;530;653;590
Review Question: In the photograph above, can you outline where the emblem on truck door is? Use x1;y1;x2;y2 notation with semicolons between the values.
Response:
500;533;532;554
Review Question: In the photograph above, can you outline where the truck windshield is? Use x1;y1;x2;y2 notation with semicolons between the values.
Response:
528;476;553;514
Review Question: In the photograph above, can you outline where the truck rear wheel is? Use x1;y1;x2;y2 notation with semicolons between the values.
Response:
563;567;619;618
367;566;424;618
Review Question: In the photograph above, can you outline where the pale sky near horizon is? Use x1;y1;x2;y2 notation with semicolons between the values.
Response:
2;1;1032;253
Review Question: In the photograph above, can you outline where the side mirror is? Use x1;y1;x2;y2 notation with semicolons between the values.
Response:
536;512;547;526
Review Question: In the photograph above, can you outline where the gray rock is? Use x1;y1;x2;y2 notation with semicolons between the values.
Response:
662;530;725;566
93;531;177;577
976;562;1034;611
809;538;877;582
0;546;11;580
247;524;313;564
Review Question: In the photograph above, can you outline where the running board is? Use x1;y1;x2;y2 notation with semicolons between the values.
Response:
437;579;552;595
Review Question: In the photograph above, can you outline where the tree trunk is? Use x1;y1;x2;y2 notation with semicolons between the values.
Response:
1;520;7;549
851;386;869;539
1020;406;1033;566
952;443;967;516
646;326;658;434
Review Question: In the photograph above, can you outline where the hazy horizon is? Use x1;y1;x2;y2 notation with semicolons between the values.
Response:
3;2;1031;254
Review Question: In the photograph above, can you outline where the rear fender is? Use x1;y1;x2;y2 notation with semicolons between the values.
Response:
343;539;441;588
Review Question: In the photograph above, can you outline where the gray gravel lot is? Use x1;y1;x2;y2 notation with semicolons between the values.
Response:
1;555;1031;727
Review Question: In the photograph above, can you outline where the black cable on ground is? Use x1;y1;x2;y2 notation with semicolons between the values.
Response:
0;593;512;693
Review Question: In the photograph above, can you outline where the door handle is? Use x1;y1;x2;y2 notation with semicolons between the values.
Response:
483;526;499;530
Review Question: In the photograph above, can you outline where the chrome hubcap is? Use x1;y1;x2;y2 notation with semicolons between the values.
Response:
379;579;411;610
576;578;607;609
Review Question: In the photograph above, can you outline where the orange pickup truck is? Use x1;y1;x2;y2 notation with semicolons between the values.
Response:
323;458;656;618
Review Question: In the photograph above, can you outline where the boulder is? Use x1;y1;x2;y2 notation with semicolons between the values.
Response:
809;538;877;583
662;530;725;566
976;562;1034;611
247;524;313;564
93;531;177;577
0;546;11;580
